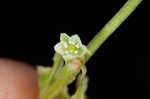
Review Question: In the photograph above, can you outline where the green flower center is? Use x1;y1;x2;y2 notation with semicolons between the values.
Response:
68;45;77;51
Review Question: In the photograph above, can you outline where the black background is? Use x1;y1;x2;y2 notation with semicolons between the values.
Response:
0;0;146;99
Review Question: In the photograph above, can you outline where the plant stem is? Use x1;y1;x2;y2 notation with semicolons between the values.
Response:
85;0;142;62
41;65;80;99
41;53;64;95
71;77;88;99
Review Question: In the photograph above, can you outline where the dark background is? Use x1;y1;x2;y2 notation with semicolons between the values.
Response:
0;0;146;99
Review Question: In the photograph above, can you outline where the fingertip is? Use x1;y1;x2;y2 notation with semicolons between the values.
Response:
0;58;39;99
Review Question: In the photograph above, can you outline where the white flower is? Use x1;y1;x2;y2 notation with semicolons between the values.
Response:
54;33;90;62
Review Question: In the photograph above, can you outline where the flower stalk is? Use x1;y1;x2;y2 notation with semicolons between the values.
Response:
85;0;143;62
41;53;64;95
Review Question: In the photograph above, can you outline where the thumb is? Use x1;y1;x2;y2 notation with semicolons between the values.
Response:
0;58;39;99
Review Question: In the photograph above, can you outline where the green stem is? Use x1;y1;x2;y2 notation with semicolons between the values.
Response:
41;53;64;95
80;65;87;84
85;0;142;62
41;65;80;99
50;53;64;82
71;77;88;99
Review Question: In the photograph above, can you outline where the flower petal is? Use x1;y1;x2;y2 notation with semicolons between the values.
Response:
71;34;82;45
75;45;85;57
60;33;70;42
54;42;64;55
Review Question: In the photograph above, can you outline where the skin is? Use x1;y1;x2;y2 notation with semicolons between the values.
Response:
0;58;39;99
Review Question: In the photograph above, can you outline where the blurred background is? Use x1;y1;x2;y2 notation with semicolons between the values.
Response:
0;0;145;99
